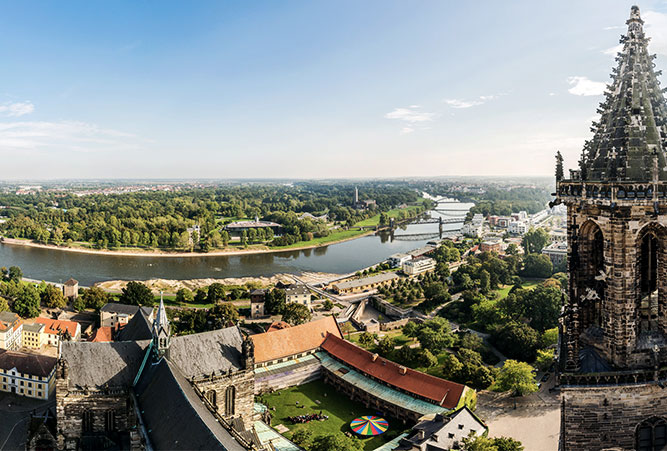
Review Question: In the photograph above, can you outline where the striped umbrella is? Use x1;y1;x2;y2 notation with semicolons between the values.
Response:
350;416;389;436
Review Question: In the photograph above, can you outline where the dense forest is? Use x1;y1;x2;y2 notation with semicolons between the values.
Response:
0;183;421;251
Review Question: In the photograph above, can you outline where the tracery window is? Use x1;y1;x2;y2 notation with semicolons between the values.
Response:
225;385;236;416
637;417;667;451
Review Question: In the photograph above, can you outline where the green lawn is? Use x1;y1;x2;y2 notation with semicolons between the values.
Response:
492;280;541;300
269;228;369;250
354;205;425;228
258;380;408;450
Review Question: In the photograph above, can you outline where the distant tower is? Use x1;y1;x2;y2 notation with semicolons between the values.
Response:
355;186;359;204
153;294;171;356
556;6;667;450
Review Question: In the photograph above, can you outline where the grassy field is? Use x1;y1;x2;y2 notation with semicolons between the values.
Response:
348;329;416;348
258;380;408;450
269;228;369;250
354;205;425;228
492;280;541;300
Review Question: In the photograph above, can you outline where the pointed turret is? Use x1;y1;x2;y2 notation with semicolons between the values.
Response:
153;293;171;355
583;5;667;181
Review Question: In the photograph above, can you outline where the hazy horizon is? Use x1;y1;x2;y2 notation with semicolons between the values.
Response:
2;0;666;179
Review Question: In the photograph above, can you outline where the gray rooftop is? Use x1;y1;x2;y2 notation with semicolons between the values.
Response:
100;302;153;317
115;310;153;342
135;358;245;451
169;326;245;379
61;340;150;389
23;323;45;333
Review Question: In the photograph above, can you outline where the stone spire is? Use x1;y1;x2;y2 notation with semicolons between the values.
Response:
153;293;171;355
583;5;667;181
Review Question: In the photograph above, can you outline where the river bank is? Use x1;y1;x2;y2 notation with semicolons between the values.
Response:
0;230;375;258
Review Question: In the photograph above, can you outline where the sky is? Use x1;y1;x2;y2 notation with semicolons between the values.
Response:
2;0;667;180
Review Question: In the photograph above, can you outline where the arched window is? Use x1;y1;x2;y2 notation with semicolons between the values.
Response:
225;386;236;416
637;226;665;334
105;410;115;432
637;417;667;451
579;221;605;329
205;389;217;406
82;410;93;433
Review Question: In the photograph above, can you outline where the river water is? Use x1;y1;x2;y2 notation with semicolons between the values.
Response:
0;202;473;285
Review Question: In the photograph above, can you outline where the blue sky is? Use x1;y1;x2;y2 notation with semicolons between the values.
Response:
2;0;667;179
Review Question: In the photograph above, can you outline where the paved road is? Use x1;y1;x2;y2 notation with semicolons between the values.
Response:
0;392;55;451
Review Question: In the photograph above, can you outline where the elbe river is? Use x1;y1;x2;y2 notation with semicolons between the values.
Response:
0;203;473;286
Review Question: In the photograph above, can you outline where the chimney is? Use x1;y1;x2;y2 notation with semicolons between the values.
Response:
399;366;407;375
372;353;379;362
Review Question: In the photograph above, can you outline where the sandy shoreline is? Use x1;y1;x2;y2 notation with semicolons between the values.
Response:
0;231;375;258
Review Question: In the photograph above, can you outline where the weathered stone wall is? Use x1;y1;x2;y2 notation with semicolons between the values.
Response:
254;361;321;394
194;368;255;427
561;382;667;450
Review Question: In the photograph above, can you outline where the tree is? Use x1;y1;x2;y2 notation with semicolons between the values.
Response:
493;321;539;362
521;253;553;278
421;348;438;368
521;228;550;254
540;328;558;347
535;348;555;371
478;270;491;294
441;352;464;380
358;332;376;348
460;332;484;353
264;288;286;314
461;433;499;451
7;266;22;283
281;303;311;325
207;283;226;303
403;321;418;337
14;284;41;318
311;433;363;451
290;430;312;448
41;284;67;309
176;288;194;303
208;303;239;327
79;287;110;310
0;297;9;313
493;437;524;451
495;360;538;396
524;284;561;332
322;299;334;311
119;281;154;306
194;287;208;304
377;335;396;355
505;243;519;256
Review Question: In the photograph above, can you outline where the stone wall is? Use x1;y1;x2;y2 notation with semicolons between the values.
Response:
561;381;667;450
254;360;322;394
194;368;255;428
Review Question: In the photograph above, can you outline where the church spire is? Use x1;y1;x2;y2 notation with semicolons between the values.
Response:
582;5;667;182
153;292;171;356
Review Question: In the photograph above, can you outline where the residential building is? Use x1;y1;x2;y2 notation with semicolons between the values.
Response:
395;407;487;450
0;349;57;400
0;312;23;350
63;278;79;300
285;284;311;309
388;253;412;268
462;214;484;237
403;257;436;276
480;240;502;253
34;318;81;347
22;323;45;349
508;220;527;235
542;241;568;266
99;302;154;328
330;273;400;294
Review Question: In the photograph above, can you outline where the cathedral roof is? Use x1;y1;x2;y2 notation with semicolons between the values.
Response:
168;326;245;379
61;340;150;388
115;309;153;342
582;6;667;182
134;358;245;451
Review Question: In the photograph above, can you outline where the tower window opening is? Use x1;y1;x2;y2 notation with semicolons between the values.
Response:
637;417;667;451
639;232;660;333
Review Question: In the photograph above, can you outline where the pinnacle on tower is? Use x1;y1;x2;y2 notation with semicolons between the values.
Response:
153;292;171;354
581;5;667;182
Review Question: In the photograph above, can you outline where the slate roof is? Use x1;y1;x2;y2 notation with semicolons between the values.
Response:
321;334;465;408
251;316;341;364
0;312;21;333
60;340;149;388
0;350;57;377
169;326;244;378
100;302;153;317
134;358;246;451
115;310;153;342
583;6;667;181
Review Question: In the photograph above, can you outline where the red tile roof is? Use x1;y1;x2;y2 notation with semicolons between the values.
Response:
266;321;290;333
321;333;465;409
34;317;80;338
251;316;341;364
89;326;113;342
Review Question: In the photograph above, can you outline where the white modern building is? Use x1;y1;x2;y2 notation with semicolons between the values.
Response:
542;241;568;266
508;220;528;235
403;257;436;276
388;253;412;268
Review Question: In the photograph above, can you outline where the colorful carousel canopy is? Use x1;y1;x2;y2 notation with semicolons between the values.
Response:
350;416;389;436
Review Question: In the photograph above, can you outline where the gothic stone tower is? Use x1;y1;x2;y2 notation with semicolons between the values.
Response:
557;6;667;450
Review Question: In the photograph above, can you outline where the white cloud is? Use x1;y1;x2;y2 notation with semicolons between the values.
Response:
603;25;625;31
444;94;501;109
400;126;414;135
602;44;623;56
567;76;607;96
644;11;667;57
384;106;435;123
0;120;136;152
0;101;35;117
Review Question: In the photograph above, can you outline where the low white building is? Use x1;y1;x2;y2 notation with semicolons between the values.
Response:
508;220;527;235
542;241;568;266
388;253;412;268
403;257;436;276
285;284;311;309
396;407;487;450
0;312;22;351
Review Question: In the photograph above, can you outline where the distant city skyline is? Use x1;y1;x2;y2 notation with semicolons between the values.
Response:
2;0;667;179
